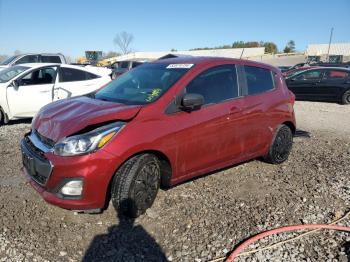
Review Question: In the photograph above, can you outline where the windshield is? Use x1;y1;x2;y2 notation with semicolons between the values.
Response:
95;63;193;105
0;66;29;83
0;55;19;65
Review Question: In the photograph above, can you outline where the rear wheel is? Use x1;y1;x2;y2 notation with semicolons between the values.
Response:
111;154;161;218
264;125;293;164
341;90;350;105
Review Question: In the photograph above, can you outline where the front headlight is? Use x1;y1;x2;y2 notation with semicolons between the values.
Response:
54;122;125;156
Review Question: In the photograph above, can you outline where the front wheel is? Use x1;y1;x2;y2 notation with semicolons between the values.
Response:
0;109;4;126
111;72;118;80
111;154;161;218
264;125;293;164
341;90;350;105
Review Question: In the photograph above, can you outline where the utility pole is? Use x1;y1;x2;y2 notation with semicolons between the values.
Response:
326;27;333;62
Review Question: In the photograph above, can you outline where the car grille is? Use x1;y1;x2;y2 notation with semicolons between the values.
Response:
24;136;46;159
34;130;55;148
22;134;53;186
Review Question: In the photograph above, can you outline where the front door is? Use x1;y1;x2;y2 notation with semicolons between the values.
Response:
7;67;57;117
172;65;243;178
287;69;325;100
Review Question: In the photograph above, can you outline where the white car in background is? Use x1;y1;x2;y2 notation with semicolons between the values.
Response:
0;63;112;124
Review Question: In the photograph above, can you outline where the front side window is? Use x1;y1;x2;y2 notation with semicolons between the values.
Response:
244;66;274;95
293;70;323;81
59;68;88;82
20;67;56;85
0;55;19;65
14;55;39;65
0;66;29;83
95;63;191;105
185;65;238;105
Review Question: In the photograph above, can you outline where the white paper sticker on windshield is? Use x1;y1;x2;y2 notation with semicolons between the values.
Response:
166;64;194;69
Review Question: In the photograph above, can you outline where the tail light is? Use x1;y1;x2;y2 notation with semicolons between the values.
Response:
289;90;295;105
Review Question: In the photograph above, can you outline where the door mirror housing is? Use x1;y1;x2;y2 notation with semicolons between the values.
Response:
181;93;204;111
11;80;19;90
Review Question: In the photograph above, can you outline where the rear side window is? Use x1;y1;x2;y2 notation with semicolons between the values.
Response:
86;72;100;80
132;62;143;68
59;68;89;82
323;70;349;80
244;66;274;95
119;61;129;69
186;65;238;105
41;56;61;63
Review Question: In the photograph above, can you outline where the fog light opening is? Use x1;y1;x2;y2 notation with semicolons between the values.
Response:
60;180;83;196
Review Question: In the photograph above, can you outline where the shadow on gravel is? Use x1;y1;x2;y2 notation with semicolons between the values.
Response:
4;119;32;126
343;241;350;261
83;199;167;262
294;129;311;138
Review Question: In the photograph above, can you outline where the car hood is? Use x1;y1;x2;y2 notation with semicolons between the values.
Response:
33;96;142;142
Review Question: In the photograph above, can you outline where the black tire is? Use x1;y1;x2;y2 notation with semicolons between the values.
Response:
111;154;161;218
0;109;4;126
264;125;293;164
341;90;350;105
111;72;117;80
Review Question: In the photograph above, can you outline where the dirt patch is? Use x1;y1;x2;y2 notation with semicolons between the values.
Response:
0;102;349;261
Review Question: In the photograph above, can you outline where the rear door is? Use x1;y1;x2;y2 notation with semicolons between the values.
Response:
7;66;57;117
240;65;277;156
317;69;350;101
286;69;325;100
54;67;104;100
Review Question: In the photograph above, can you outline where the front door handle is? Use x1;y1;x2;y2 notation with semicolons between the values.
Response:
229;106;241;114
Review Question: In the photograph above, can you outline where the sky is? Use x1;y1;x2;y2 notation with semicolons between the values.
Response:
0;0;349;58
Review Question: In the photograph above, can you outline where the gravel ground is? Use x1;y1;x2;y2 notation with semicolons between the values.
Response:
0;101;349;262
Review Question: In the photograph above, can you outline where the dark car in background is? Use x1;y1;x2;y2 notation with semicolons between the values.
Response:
285;67;350;104
110;60;145;79
278;66;291;73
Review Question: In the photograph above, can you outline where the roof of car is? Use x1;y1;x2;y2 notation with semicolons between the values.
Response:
12;63;111;75
299;66;350;71
152;56;278;71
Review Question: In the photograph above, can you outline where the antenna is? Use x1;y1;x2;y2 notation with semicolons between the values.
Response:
240;48;245;59
326;27;334;62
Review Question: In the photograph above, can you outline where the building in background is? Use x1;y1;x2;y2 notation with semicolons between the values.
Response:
306;43;350;63
110;47;265;62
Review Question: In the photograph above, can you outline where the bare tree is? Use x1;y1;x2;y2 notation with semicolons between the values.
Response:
114;31;134;54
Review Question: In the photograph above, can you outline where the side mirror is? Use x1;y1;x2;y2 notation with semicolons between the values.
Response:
11;80;19;89
181;93;204;111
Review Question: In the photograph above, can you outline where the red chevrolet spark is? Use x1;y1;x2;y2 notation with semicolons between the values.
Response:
21;57;296;217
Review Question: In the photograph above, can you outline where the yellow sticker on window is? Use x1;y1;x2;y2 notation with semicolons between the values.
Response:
146;88;162;102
